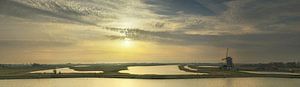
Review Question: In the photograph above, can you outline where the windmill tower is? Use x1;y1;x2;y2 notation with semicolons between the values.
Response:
222;48;234;70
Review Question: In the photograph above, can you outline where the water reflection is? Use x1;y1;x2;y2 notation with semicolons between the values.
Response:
30;68;103;74
0;78;299;87
197;66;219;68
241;71;300;75
119;65;206;75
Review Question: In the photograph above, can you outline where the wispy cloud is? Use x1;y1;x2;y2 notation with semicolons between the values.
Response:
0;0;300;63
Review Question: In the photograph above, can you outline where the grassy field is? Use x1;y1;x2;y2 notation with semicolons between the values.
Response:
178;64;251;76
0;64;69;76
179;64;300;78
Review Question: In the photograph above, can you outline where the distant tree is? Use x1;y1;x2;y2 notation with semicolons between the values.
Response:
53;69;57;74
269;62;285;67
31;63;42;67
286;62;297;68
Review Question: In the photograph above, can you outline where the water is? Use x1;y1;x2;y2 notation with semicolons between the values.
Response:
197;66;219;68
119;65;206;75
241;71;300;75
184;65;198;71
30;68;103;74
0;78;299;87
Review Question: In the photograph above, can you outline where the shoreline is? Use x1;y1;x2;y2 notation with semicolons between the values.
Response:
1;73;300;80
1;63;300;80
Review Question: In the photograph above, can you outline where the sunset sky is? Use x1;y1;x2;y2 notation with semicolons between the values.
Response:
0;0;299;63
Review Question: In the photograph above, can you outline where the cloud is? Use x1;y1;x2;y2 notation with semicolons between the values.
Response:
1;0;299;46
143;0;218;16
223;0;300;33
0;39;73;49
0;0;95;25
0;0;300;63
2;0;299;35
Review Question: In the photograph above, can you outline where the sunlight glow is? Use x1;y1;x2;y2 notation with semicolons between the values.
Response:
122;38;133;47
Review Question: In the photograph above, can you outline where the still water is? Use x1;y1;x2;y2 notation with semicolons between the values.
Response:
241;71;300;75
119;65;206;75
0;78;299;87
30;68;103;74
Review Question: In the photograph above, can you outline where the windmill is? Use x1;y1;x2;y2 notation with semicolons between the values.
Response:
222;48;234;70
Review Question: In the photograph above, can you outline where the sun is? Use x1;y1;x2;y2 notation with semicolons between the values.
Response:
122;38;133;47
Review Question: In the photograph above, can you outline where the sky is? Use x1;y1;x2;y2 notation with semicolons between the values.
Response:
0;0;299;63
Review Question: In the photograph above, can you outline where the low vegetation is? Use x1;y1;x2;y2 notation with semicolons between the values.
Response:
0;63;300;79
